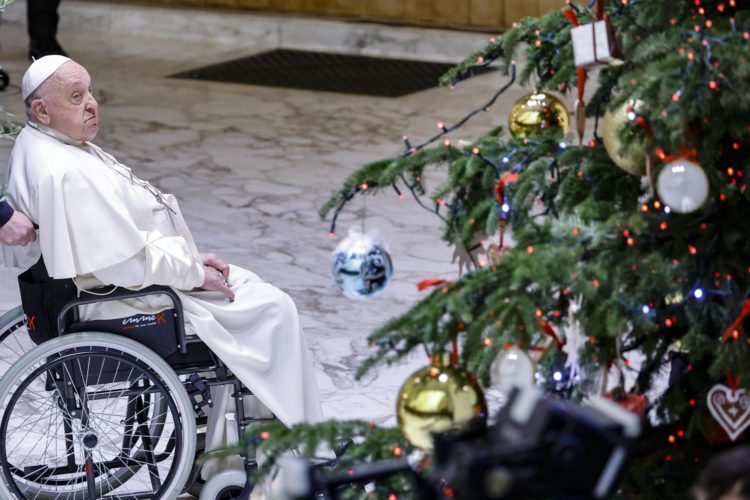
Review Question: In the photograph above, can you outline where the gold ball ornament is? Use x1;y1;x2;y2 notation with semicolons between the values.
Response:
396;352;488;450
601;100;648;176
508;91;570;139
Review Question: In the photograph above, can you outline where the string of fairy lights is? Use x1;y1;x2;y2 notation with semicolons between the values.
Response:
625;1;748;328
313;2;750;478
330;0;748;374
326;0;746;319
327;63;519;238
326;0;647;239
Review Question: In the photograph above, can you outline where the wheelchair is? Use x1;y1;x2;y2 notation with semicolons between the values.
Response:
0;258;275;499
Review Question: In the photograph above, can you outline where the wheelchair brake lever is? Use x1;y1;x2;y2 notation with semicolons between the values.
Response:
186;373;214;418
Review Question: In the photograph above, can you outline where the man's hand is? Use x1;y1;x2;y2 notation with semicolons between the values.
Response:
201;265;235;301
0;211;36;246
199;252;233;300
200;252;230;278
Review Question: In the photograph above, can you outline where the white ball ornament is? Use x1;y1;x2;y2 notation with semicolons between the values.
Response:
656;158;709;214
490;346;536;394
331;228;393;299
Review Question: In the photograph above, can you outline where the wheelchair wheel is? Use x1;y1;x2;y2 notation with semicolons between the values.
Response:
198;469;248;500
0;332;196;499
0;306;173;492
0;306;36;377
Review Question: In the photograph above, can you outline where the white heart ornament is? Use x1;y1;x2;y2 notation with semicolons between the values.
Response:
707;384;750;441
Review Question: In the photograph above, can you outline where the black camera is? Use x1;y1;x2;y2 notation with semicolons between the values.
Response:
279;387;641;499
429;388;641;499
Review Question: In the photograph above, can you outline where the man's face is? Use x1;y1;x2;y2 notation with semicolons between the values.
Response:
42;62;99;142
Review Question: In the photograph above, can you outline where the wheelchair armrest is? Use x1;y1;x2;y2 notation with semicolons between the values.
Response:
56;285;188;354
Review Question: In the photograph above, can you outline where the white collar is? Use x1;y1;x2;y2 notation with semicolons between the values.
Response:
26;121;85;146
25;121;178;215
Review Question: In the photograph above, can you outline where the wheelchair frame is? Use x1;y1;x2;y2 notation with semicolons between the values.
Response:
0;283;275;499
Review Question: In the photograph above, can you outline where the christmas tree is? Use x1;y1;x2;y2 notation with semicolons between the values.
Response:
243;1;750;497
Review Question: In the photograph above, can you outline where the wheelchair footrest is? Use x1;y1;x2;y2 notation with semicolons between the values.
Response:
239;416;276;427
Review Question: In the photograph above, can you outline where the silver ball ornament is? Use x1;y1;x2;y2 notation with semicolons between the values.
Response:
656;158;709;214
332;229;393;299
490;346;536;394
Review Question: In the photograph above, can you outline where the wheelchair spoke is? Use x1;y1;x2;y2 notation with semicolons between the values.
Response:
7;412;87;487
92;446;133;498
0;317;34;374
0;340;191;500
6;398;61;461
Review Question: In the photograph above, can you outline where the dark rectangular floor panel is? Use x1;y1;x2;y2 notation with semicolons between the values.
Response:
170;49;493;97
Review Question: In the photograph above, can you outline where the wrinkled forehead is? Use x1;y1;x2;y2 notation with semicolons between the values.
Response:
54;61;92;89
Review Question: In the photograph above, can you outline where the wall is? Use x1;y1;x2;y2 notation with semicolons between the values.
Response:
120;0;565;29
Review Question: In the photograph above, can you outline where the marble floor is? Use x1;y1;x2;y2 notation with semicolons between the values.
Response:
0;0;566;453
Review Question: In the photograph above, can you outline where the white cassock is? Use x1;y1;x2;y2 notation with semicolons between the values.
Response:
3;122;325;477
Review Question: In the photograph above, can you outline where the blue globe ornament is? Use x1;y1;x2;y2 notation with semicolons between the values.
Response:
332;229;393;299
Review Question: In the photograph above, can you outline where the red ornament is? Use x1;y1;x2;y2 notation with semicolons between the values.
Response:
704;418;734;447
606;388;647;417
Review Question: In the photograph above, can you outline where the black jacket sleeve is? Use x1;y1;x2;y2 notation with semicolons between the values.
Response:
0;200;14;227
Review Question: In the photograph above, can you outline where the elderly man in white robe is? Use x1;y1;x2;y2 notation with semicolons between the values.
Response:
2;55;325;481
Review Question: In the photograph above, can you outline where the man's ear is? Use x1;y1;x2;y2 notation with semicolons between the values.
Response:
30;99;51;125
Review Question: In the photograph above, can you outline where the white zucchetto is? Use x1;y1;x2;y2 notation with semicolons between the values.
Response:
22;55;71;100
